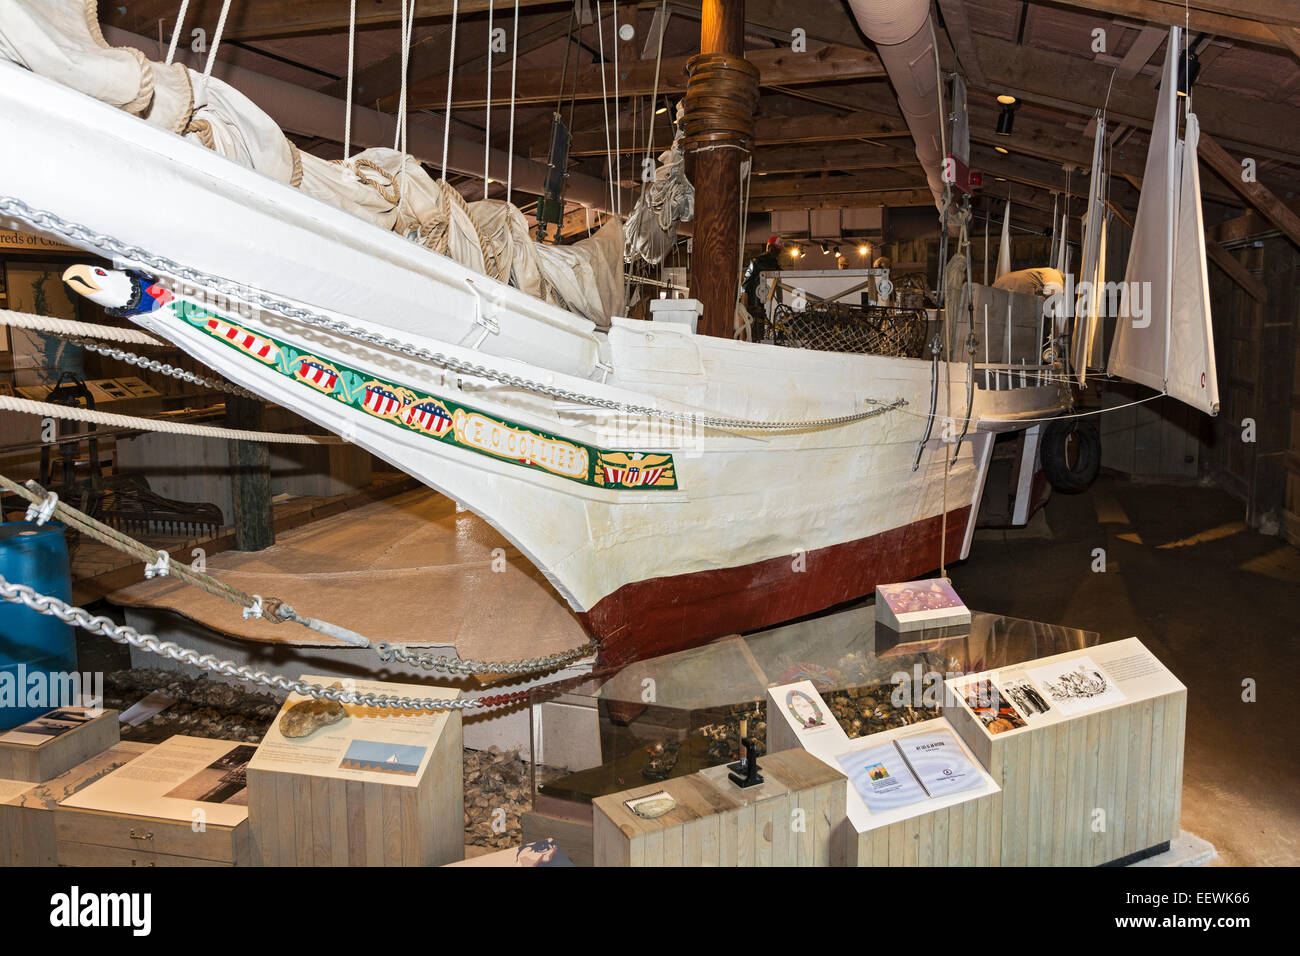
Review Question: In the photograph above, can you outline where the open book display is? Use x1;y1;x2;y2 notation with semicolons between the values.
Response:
837;730;982;813
767;680;998;831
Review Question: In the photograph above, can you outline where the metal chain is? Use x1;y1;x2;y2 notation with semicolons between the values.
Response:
2;474;598;676
0;198;906;431
0;574;533;711
68;337;258;398
374;639;597;677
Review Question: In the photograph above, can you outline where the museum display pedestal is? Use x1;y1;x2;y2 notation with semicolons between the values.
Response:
943;637;1187;866
0;741;151;866
55;736;254;866
247;677;463;867
0;708;120;783
768;682;1002;866
592;749;845;867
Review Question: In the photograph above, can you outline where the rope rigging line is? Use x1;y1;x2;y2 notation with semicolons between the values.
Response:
0;197;909;431
0;474;598;680
484;0;493;189
441;0;461;180
0;395;345;445
0;309;165;347
594;0;617;216
642;0;669;190
612;1;621;218
201;0;232;80
163;0;191;66
506;0;520;203
343;0;357;160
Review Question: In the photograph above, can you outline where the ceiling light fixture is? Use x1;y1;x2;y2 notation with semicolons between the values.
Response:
996;94;1017;106
858;244;869;256
996;102;1016;136
994;146;1008;154
1176;52;1201;98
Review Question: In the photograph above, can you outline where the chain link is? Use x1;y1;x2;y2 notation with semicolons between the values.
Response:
374;639;598;677
0;574;536;711
69;337;257;398
0;197;906;431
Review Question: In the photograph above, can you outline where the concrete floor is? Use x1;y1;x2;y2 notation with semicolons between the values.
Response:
950;473;1300;866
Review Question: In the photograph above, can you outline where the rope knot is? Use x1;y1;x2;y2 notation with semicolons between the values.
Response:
25;492;59;526
144;550;171;579
242;595;265;620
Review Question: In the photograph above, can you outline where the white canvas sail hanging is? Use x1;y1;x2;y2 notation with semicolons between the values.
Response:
1072;113;1108;384
1108;26;1180;395
1089;213;1109;367
1167;111;1219;414
1048;193;1060;269
995;201;1012;280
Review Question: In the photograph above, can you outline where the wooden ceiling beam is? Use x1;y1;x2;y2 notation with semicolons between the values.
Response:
319;11;573;102
751;190;935;211
567;107;911;155
406;42;886;110
936;0;988;88
1204;243;1268;300
753;142;917;175
1198;132;1300;249
748;170;929;199
970;34;1300;158
1032;0;1298;51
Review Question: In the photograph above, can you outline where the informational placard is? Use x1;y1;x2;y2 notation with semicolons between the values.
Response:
767;680;851;758
247;676;457;788
60;735;252;828
875;578;971;632
0;708;98;748
947;637;1181;739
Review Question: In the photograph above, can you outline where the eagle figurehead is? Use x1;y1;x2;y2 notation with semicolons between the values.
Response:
62;265;174;317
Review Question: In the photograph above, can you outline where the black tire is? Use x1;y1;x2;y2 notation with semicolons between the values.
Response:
1041;418;1101;493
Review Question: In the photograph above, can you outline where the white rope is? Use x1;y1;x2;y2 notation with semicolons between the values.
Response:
484;0;494;190
0;395;345;444
201;0;232;80
164;0;191;66
612;1;621;218
343;0;357;160
506;0;520;203
441;0;461;181
643;0;668;185
595;1;617;214
395;0;414;152
0;309;165;347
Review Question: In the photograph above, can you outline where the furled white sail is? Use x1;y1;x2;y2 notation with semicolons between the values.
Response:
1072;113;1108;384
1167;112;1219;415
1107;25;1218;416
0;0;624;326
1108;27;1179;396
995;201;1012;280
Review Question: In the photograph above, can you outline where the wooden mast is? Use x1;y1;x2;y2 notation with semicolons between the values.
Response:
684;0;758;338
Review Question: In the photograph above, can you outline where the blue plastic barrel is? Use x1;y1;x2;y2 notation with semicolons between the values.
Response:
0;522;78;730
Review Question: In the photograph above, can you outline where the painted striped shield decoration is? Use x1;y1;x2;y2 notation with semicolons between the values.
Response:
401;400;453;436
601;467;625;485
295;359;338;393
363;384;403;418
206;318;276;363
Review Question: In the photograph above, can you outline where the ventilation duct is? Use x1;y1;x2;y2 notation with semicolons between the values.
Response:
846;0;945;209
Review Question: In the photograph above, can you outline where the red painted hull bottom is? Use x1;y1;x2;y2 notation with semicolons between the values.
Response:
580;506;973;669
